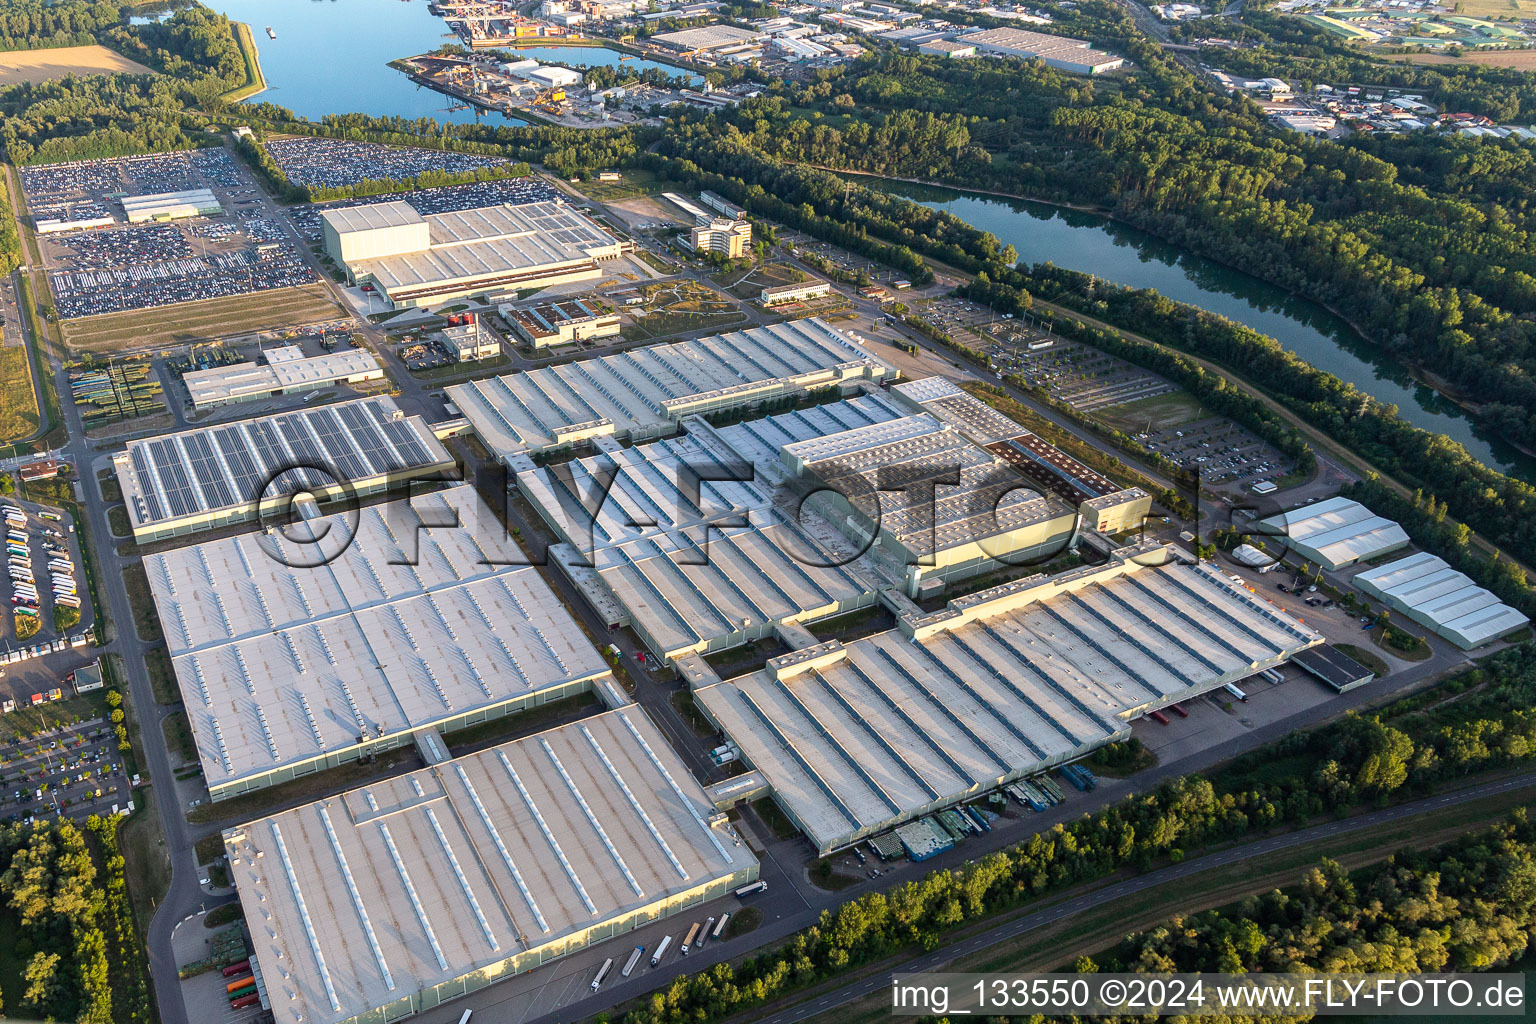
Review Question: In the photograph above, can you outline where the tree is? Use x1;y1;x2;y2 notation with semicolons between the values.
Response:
22;950;59;1008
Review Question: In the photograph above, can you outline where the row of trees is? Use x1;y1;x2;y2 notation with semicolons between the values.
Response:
1005;263;1536;587
610;642;1536;1024
1101;814;1536;977
1;819;112;1023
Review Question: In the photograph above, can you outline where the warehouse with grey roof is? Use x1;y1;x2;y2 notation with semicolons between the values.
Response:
696;545;1320;853
225;708;758;1024
448;318;892;460
146;484;615;801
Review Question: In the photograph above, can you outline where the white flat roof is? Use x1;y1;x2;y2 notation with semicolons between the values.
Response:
321;201;425;233
117;396;453;533
1260;496;1409;568
352;202;618;293
449;318;891;459
226;707;754;1024
894;377;1032;446
183;350;382;405
146;484;613;788
697;552;1318;851
1355;550;1528;647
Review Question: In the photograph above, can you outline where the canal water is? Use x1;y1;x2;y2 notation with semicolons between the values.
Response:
198;0;695;123
862;178;1536;481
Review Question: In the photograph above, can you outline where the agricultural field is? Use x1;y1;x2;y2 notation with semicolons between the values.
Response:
0;45;152;85
59;284;344;353
1397;48;1536;68
571;168;683;202
0;345;39;443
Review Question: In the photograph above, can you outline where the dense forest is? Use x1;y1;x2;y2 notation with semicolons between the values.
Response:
0;815;149;1024
0;4;250;163
0;0;125;53
1097;815;1536;977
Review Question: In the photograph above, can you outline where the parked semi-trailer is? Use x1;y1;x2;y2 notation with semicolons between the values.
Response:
649;935;672;966
621;946;644;978
681;922;700;954
591;958;613;991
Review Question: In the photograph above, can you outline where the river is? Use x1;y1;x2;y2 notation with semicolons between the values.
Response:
196;0;693;123
860;178;1536;481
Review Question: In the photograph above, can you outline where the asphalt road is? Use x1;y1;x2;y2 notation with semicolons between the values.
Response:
557;770;1536;1024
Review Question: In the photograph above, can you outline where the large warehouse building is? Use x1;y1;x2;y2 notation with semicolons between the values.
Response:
517;413;889;664
958;27;1124;73
322;200;627;308
114;396;455;543
448;318;892;460
894;377;1153;537
182;349;384;410
1258;496;1409;571
781;412;1077;596
122;188;222;223
225;708;758;1024
1354;551;1528;649
146;484;616;801
696;545;1320;853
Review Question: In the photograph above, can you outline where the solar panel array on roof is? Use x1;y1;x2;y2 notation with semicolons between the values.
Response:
116;396;454;539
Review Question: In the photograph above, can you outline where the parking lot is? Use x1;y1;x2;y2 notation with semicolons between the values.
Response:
0;719;132;825
21;149;238;227
1;497;90;648
264;136;511;191
1139;417;1293;488
23;149;322;321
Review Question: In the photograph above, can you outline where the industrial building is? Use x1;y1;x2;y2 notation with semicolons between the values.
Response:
224;708;758;1024
651;24;763;51
1258;496;1409;571
919;39;976;57
700;190;746;219
780;413;1077;596
321;200;626;308
959;27;1124;73
661;192;713;225
760;280;831;305
441;321;501;362
182;349;384;410
893;377;1153;537
500;298;621;349
121;188;222;223
688;218;752;258
114;396;455;543
516;406;897;663
447;318;892;460
147;484;616;801
1354;551;1529;650
696;545;1320;853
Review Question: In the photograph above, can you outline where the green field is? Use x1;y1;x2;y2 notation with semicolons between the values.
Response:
0;345;39;444
61;284;344;353
1097;389;1204;431
570;168;683;201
